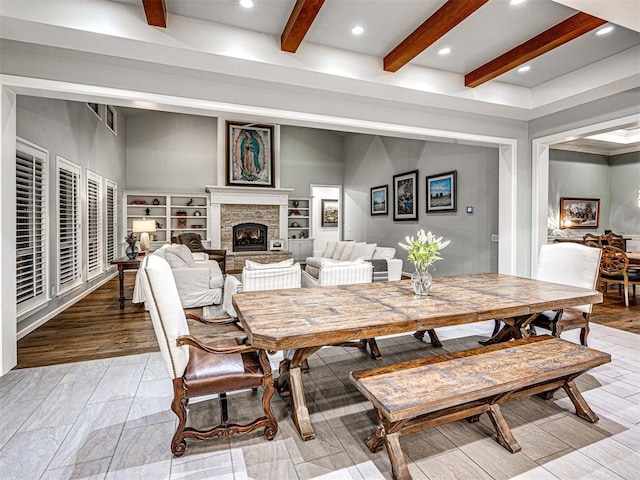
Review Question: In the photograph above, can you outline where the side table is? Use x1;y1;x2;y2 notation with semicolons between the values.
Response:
110;256;143;308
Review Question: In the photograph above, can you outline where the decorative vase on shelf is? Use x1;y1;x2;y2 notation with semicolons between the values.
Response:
411;267;432;296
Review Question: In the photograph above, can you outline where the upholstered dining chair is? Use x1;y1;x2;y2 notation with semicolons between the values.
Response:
140;255;277;456
599;246;640;307
490;242;601;346
177;232;227;273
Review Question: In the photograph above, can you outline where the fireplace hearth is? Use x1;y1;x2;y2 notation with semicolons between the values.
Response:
233;223;268;252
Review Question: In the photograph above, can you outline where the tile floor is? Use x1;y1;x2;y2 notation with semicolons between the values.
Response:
1;321;639;480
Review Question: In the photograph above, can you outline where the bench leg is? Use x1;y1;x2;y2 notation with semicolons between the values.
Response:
384;431;412;480
563;380;599;423
367;338;382;360
486;404;521;453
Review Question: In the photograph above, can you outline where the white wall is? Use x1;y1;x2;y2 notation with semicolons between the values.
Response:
342;134;499;276
609;151;640;235
126;110;217;191
15;96;127;334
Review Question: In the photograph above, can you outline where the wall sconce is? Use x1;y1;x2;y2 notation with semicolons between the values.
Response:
132;219;157;252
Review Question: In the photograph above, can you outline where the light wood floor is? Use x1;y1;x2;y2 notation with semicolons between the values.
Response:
15;273;639;369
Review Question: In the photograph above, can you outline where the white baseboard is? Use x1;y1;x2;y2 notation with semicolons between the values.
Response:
17;272;118;340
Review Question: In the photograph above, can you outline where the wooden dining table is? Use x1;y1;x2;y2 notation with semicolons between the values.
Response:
233;273;602;441
627;252;640;266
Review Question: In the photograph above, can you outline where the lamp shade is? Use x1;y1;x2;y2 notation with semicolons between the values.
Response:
132;219;156;233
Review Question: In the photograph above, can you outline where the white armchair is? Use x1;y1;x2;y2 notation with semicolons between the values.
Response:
134;244;224;308
301;258;373;287
223;259;302;317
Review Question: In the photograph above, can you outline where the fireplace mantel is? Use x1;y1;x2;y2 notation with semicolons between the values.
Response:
205;185;293;249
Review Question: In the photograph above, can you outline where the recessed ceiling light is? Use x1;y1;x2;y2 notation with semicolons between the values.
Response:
351;25;364;35
239;0;255;8
510;0;526;5
438;47;451;55
596;25;614;36
517;65;531;73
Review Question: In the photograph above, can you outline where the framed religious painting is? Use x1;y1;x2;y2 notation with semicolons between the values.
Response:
226;121;275;187
559;197;600;229
393;170;418;221
426;170;457;212
370;185;388;215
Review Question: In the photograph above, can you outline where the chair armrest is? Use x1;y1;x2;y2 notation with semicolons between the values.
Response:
185;312;240;326
318;263;373;286
176;335;256;354
171;267;211;285
191;252;209;262
386;259;403;281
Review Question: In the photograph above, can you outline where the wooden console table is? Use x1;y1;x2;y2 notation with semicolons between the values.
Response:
110;256;142;308
233;273;602;441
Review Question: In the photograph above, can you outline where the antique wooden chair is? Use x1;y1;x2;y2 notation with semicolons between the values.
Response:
583;233;602;248
140;255;277;456
601;232;625;251
599;246;640;307
177;232;227;272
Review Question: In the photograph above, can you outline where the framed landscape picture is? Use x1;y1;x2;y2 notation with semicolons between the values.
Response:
393;170;418;221
321;199;339;227
560;197;600;229
226;121;275;187
370;185;388;215
426;170;457;212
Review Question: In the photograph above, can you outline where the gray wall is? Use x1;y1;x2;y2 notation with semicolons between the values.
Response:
548;150;610;234
342;134;499;275
609;151;640;234
280;126;344;196
16;96;126;332
126;110;217;192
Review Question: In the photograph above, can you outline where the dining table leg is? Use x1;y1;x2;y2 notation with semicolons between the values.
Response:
480;314;537;345
277;346;322;441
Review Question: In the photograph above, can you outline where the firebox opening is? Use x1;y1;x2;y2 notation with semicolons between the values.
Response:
232;223;268;252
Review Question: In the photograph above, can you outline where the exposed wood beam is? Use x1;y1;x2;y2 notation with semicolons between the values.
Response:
465;12;606;88
142;0;167;28
281;0;325;53
384;0;489;73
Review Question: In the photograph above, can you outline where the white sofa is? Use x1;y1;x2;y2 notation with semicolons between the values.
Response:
302;241;402;287
133;244;224;308
222;259;302;317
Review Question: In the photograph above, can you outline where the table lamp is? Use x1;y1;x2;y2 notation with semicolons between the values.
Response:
132;219;156;252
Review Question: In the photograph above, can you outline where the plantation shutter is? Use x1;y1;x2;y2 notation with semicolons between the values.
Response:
86;170;103;280
57;157;82;294
16;142;49;314
105;179;117;265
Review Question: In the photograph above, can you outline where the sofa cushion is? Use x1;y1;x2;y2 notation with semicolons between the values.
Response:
332;241;349;260
350;242;376;261
305;257;322;269
166;245;197;267
339;242;356;261
245;258;294;270
323;241;337;258
305;264;320;278
165;251;190;269
373;247;396;260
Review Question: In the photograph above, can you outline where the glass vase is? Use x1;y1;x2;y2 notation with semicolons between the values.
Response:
411;267;432;296
126;244;138;260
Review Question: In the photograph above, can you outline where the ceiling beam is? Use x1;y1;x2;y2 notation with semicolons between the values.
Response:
142;0;167;28
465;12;606;88
383;0;489;73
281;0;325;53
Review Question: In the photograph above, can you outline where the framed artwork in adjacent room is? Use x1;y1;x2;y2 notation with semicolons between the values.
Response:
105;105;117;136
86;102;102;120
370;185;388;215
226;121;275;187
426;170;457;212
393;170;418;221
559;197;600;229
321;199;339;227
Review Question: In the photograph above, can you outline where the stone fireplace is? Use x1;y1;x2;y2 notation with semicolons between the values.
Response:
232;222;268;252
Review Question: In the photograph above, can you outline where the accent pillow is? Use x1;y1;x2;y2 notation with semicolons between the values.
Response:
166;245;196;267
323;241;337;258
358;243;377;260
348;242;368;261
372;247;396;260
332;241;350;260
164;251;190;269
245;258;294;270
339;242;356;261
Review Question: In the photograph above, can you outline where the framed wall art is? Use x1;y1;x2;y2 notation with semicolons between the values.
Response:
426;170;457;212
393;170;418;221
86;102;102;121
105;105;117;136
559;197;600;229
370;185;388;216
226;121;275;187
270;238;284;251
321;199;339;227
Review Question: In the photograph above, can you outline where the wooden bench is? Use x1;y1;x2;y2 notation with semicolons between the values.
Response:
349;336;611;480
